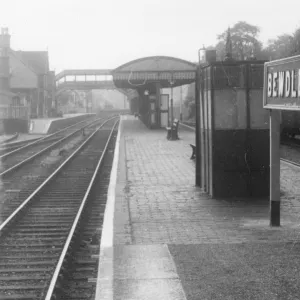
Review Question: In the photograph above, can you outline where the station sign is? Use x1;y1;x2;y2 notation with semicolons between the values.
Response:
264;55;300;110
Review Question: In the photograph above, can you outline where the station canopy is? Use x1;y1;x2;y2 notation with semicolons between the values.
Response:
112;56;197;89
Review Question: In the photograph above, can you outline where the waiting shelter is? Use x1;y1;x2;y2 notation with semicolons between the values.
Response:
195;56;270;198
112;56;197;128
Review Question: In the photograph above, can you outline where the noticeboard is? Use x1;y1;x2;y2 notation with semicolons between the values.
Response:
263;55;300;110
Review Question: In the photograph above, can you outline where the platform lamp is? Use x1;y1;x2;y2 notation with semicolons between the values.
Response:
168;76;176;125
143;90;149;125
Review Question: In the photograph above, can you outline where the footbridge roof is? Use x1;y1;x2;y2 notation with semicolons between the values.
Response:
112;56;197;89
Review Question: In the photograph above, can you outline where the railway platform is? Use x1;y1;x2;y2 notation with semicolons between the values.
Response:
96;115;300;300
29;113;95;134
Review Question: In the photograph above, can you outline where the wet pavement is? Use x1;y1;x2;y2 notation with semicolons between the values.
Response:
96;116;300;300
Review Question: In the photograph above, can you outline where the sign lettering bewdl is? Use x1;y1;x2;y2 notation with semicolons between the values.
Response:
263;55;300;110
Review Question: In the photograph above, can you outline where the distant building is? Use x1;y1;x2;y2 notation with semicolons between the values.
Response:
10;50;54;117
0;27;56;119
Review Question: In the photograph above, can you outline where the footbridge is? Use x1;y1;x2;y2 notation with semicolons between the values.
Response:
55;68;138;99
56;69;114;94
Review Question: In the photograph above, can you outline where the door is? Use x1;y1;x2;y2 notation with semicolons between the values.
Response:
149;95;156;126
160;94;169;127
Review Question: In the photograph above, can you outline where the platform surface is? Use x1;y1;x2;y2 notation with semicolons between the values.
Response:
96;115;300;300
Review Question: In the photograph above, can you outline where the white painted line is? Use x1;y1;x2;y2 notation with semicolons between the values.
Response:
165;244;188;300
94;116;122;300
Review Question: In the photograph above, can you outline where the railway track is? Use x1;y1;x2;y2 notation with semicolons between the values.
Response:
0;116;100;157
0;117;119;300
0;115;117;226
0;138;47;155
0;117;105;176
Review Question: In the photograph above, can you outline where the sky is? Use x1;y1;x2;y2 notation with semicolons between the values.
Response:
1;0;300;72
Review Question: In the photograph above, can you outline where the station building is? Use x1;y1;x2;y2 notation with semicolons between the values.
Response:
0;28;56;133
10;50;55;118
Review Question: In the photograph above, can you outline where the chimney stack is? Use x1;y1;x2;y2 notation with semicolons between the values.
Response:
0;27;11;105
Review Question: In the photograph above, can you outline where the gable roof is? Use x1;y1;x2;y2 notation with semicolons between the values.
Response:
9;51;38;89
13;51;49;74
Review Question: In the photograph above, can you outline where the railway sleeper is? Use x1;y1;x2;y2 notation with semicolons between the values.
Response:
0;293;40;300
15;228;69;232
19;218;74;222
0;268;50;273
0;285;45;290
0;242;63;247
0;248;62;253
14;231;66;235
4;235;66;240
0;275;48;281
0;260;56;266
0;254;58;259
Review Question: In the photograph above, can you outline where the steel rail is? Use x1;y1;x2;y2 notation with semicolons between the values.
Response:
0;116;97;160
0;116;108;177
0;136;61;152
0;116;118;236
44;118;119;300
281;158;300;168
0;137;42;150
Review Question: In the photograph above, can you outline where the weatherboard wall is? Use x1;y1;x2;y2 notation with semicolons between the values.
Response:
198;62;269;198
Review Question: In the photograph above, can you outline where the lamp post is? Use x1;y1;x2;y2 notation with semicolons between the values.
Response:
144;90;149;126
180;85;183;121
169;76;175;125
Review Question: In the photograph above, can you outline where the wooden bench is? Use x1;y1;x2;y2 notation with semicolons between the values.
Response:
190;144;196;159
166;119;179;140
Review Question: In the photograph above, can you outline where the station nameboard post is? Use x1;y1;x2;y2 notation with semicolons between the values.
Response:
263;54;300;226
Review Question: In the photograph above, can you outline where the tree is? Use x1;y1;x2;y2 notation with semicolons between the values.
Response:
58;92;71;106
216;21;263;60
183;83;196;119
290;27;300;56
264;34;294;60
